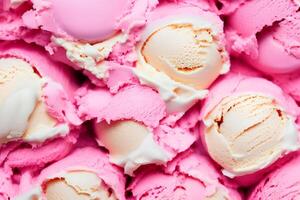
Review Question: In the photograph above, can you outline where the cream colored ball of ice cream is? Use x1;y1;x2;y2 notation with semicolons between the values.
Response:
138;23;225;90
0;58;59;144
95;120;150;157
204;94;299;177
94;120;169;174
45;171;117;200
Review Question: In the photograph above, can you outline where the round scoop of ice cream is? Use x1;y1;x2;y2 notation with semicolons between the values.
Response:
141;24;224;90
201;74;300;180
14;147;126;200
249;154;300;200
227;0;300;74
23;0;128;42
94;120;169;175
45;171;117;200
129;150;242;200
0;57;67;144
0;42;81;171
204;94;299;177
135;4;229;113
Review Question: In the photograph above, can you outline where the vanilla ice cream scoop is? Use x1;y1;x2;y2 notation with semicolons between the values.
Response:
135;6;229;113
204;94;299;177
141;24;224;90
94;120;169;175
45;171;117;200
0;57;68;144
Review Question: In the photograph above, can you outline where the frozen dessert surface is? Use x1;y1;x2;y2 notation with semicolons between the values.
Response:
129;150;242;200
204;94;299;177
249;154;300;200
201;74;300;179
134;4;229;114
14;147;126;200
0;57;68;144
45;170;117;200
227;0;300;74
95;120;169;175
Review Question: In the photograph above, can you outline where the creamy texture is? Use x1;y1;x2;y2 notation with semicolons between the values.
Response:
52;33;127;79
95;120;170;175
45;171;117;200
249;154;300;200
14;171;117;200
0;58;68;144
135;16;229;113
204;94;300;177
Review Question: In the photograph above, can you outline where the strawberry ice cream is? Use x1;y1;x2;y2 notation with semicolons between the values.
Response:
129;150;242;200
249;153;300;200
227;0;300;74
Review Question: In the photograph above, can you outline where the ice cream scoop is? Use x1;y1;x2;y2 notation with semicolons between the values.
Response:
0;42;80;145
129;150;242;200
227;0;300;74
45;171;117;200
23;0;128;42
249;153;300;200
20;0;131;86
14;147;126;200
95;120;169;175
134;4;229;113
200;74;300;179
0;42;81;172
76;83;198;175
0;57;67;144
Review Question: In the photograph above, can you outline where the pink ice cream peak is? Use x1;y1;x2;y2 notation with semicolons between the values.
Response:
76;84;166;128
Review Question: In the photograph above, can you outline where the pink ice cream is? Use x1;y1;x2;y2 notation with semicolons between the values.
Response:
0;167;16;199
22;0;129;42
208;0;247;15
227;0;300;74
12;147;126;200
76;82;200;175
0;41;81;170
249;153;300;200
273;72;300;103
129;150;242;200
200;72;300;185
